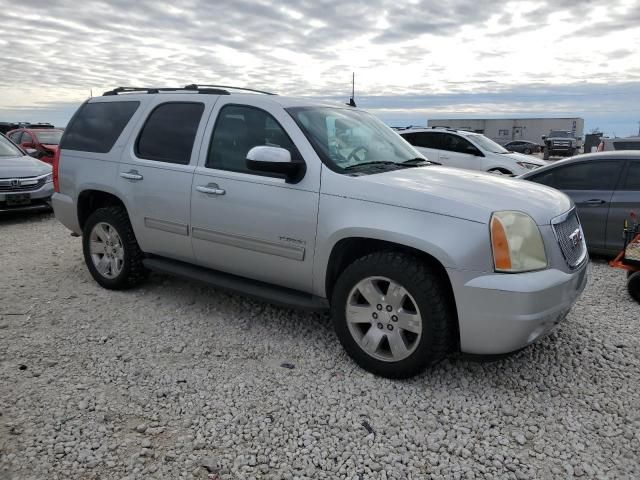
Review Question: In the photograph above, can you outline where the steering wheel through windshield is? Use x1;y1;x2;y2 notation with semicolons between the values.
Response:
347;145;368;163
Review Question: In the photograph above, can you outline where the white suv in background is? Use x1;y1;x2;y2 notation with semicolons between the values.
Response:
399;127;547;175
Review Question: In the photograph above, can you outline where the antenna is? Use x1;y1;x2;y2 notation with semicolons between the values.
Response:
346;72;356;107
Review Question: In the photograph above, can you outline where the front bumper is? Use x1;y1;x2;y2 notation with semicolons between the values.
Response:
0;181;53;212
448;260;588;355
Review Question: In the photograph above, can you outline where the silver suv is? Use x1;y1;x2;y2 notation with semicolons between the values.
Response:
53;85;588;378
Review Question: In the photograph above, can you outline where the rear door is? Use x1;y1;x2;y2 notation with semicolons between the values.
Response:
117;99;214;262
606;159;640;252
529;160;623;251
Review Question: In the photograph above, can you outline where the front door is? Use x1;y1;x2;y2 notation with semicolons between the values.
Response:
606;160;640;252
117;100;212;262
546;160;623;251
190;100;321;292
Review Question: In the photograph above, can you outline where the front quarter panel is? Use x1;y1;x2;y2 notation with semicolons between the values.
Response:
313;171;494;297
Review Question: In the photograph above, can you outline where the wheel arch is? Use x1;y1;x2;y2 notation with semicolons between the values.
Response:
324;236;460;349
77;189;130;230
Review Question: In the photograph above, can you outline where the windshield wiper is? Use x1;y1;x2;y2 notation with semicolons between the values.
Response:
400;157;440;166
343;161;398;171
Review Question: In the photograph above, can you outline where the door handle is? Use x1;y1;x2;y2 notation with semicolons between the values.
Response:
585;199;605;206
120;170;143;181
196;183;226;196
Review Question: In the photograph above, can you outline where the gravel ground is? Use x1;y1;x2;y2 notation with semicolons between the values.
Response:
0;212;638;480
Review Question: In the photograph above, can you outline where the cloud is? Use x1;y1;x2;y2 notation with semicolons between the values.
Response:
0;0;638;136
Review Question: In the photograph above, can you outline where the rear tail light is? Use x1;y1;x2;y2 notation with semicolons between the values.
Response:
52;149;60;193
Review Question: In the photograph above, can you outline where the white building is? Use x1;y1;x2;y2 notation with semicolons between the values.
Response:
426;117;584;145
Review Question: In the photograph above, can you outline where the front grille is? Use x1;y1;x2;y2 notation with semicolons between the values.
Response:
552;140;571;147
552;210;587;268
0;176;47;192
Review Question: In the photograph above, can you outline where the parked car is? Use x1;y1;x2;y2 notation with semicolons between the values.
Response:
503;140;541;155
542;130;579;158
398;127;547;175
597;136;640;152
520;151;640;255
52;85;588;378
6;127;64;165
0;122;55;135
0;133;53;212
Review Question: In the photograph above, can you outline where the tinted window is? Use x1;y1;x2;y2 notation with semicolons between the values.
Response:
207;105;298;173
622;161;640;190
530;161;622;190
21;132;33;144
402;132;444;149
441;133;476;154
136;102;204;164
61;101;140;153
613;141;640;151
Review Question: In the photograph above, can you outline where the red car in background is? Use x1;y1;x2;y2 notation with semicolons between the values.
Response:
6;127;64;165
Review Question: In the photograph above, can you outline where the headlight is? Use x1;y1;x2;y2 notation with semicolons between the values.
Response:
490;211;547;272
516;161;540;170
43;173;53;183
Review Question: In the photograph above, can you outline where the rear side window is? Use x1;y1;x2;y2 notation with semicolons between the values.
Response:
61;101;139;153
529;161;622;190
621;161;640;190
405;132;444;149
613;141;640;151
136;102;204;165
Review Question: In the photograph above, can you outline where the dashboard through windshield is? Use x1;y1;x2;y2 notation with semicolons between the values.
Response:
287;106;424;173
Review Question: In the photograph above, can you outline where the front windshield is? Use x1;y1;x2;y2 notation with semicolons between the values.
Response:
287;106;424;172
469;134;510;154
35;130;63;144
0;134;23;157
549;131;572;138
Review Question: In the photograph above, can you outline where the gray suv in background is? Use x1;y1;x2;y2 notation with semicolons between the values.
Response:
0;133;53;212
52;85;588;378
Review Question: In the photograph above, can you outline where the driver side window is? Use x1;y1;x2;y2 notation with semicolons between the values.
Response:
441;134;476;154
207;105;298;174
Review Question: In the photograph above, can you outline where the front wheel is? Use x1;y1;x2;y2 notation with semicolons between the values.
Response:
331;251;454;378
82;206;148;290
628;272;640;303
523;147;532;155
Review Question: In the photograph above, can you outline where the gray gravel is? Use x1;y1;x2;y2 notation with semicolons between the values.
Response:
1;212;639;480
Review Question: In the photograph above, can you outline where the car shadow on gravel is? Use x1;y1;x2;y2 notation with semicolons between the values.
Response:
0;209;53;226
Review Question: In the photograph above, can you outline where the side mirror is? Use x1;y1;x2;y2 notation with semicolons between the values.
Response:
541;135;547;141
246;146;305;183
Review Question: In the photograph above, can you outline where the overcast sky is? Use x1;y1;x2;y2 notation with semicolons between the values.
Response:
1;0;639;135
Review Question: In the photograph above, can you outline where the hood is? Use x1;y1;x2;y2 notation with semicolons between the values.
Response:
501;151;548;166
333;166;572;225
0;154;52;178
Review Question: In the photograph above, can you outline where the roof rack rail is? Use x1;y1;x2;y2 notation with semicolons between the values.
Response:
102;86;231;96
184;84;277;95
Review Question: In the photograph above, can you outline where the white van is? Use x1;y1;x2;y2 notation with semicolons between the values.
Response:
399;127;547;175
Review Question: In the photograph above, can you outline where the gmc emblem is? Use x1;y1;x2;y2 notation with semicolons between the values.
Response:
569;228;582;248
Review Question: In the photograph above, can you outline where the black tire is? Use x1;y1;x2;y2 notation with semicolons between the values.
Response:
82;206;148;290
627;272;640;303
523;148;532;155
330;251;454;378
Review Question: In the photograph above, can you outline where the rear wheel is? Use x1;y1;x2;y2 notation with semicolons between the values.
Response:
627;272;640;303
331;251;454;378
82;206;148;290
523;147;532;155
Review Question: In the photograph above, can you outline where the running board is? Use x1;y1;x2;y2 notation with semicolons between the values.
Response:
143;257;329;312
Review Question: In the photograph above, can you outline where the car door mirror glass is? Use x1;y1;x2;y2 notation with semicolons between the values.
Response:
246;146;304;183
